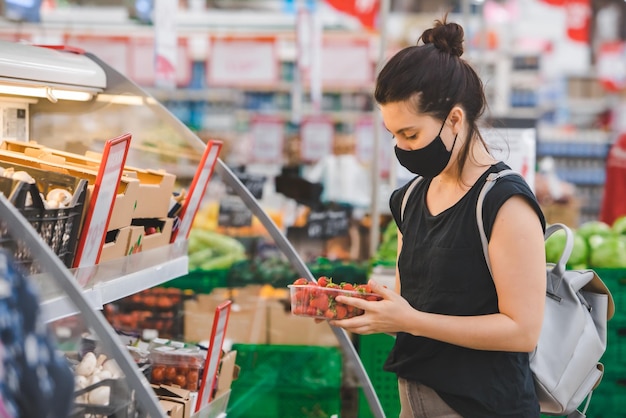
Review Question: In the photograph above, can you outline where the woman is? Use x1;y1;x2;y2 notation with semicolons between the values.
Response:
331;16;547;418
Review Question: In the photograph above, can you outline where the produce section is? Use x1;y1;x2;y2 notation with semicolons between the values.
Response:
0;39;385;418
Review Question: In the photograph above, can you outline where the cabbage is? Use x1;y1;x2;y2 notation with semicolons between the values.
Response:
612;215;626;236
545;229;588;267
577;220;613;240
589;236;626;268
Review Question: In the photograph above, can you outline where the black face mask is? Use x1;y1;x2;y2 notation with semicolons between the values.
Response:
394;119;458;178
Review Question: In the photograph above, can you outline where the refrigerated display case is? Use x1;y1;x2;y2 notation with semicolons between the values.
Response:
0;40;385;417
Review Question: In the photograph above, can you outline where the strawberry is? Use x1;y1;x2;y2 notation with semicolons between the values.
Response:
341;282;355;291
317;276;330;287
335;305;348;319
293;277;309;286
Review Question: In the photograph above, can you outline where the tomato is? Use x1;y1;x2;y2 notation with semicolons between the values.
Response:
174;374;187;387
187;370;199;385
165;366;177;380
151;365;165;382
293;277;309;286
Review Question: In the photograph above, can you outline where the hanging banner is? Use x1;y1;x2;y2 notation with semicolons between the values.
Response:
324;0;379;29
596;42;626;93
208;37;278;87
300;115;334;162
249;115;284;164
565;0;591;43
305;39;373;88
154;0;178;88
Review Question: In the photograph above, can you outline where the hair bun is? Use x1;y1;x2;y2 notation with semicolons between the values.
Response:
419;18;464;58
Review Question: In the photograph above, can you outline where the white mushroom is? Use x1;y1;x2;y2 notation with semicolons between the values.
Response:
88;386;110;406
75;352;97;377
46;188;72;206
11;171;35;184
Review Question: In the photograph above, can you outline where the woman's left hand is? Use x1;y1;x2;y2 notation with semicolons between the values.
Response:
328;279;415;335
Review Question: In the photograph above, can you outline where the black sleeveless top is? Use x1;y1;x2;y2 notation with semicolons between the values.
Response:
385;162;545;418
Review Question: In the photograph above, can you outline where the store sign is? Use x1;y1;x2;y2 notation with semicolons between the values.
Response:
309;40;372;88
65;36;129;75
597;42;626;92
74;134;131;269
249;115;284;164
128;37;192;87
300;115;334;162
208;38;278;86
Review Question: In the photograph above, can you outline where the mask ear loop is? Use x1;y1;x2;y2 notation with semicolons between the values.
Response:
439;118;458;152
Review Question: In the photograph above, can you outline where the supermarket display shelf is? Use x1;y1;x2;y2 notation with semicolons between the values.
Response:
37;242;189;323
192;390;230;418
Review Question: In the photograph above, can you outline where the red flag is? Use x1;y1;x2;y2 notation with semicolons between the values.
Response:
325;0;379;29
565;0;591;43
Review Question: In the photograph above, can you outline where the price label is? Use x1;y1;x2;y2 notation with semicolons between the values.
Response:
306;205;351;239
250;116;284;164
173;140;222;242
196;300;232;410
226;170;267;199
74;134;131;268
218;196;253;227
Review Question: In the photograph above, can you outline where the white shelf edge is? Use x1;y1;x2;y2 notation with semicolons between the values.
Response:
40;242;189;323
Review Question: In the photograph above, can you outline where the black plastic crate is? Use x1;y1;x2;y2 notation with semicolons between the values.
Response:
0;164;87;274
71;378;135;418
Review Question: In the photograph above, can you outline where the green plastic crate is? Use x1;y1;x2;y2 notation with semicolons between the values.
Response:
227;386;341;418
230;344;342;391
161;269;228;293
357;334;400;418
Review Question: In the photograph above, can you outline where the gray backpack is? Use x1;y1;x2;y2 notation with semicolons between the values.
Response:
401;170;615;417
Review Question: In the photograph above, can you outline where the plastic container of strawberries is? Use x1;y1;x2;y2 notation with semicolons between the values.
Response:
288;284;382;320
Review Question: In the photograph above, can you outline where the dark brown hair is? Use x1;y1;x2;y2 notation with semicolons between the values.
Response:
374;15;489;180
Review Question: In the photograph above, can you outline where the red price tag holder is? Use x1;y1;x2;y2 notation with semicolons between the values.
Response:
195;299;232;411
171;139;222;242
73;133;131;270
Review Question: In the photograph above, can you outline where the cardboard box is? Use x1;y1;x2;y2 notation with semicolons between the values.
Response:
131;217;173;251
159;399;184;418
1;140;177;219
215;350;239;399
184;291;267;344
100;226;132;263
267;299;339;346
540;197;581;229
153;385;192;418
0;149;140;231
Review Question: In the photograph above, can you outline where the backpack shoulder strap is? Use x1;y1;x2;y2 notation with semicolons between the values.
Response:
400;176;423;222
475;169;523;277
